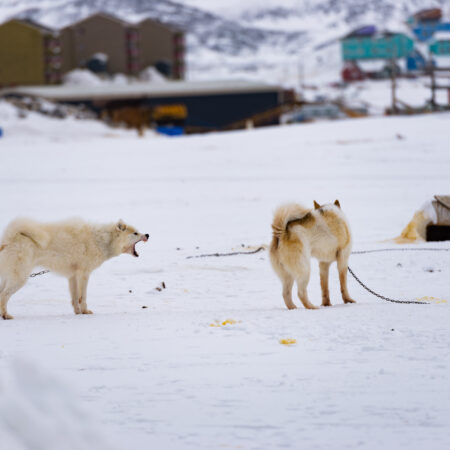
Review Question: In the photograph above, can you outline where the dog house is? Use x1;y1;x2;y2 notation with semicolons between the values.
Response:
426;195;450;241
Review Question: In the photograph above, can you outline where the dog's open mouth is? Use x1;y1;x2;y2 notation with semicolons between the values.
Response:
131;234;149;257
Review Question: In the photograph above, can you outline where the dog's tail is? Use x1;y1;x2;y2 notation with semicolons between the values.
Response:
270;203;310;251
1;218;50;249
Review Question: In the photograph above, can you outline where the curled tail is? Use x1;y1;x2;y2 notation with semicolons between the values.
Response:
1;218;50;249
270;203;310;251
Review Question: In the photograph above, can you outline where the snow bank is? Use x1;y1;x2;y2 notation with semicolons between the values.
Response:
0;359;115;450
62;69;104;86
139;66;168;83
0;100;139;141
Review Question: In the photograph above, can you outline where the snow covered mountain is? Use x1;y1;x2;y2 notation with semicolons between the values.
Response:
0;0;448;86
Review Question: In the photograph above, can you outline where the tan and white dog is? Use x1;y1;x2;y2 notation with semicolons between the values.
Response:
270;200;355;310
0;218;148;319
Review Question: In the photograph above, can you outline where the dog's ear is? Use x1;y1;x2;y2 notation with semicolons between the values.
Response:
334;199;341;208
116;220;127;231
313;200;321;210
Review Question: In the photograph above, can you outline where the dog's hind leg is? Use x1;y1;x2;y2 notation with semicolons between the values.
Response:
78;273;92;315
281;273;296;310
271;257;296;310
319;261;332;306
0;276;28;320
296;262;318;310
69;276;81;314
337;251;356;304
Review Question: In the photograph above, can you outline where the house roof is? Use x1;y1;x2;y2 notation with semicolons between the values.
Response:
138;17;183;34
62;11;133;30
1;80;282;102
1;18;57;34
433;31;450;41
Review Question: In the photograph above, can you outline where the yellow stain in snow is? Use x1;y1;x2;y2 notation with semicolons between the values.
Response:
417;296;447;304
279;338;297;346
209;319;238;327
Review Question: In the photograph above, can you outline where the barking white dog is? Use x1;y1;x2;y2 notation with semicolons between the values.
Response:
0;218;148;319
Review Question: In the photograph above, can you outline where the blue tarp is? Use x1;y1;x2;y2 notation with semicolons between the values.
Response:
347;26;377;38
406;50;426;71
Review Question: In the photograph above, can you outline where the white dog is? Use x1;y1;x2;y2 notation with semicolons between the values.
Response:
0;218;148;319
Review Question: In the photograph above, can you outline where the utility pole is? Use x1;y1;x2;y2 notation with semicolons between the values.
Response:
390;43;398;114
430;65;436;110
390;63;397;114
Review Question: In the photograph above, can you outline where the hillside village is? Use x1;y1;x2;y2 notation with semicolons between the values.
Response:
0;6;449;135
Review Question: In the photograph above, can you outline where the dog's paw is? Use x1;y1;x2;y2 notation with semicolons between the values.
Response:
305;304;319;310
344;298;356;304
82;310;93;315
286;304;297;310
2;313;14;320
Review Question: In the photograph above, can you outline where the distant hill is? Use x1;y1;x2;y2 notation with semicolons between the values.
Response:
0;0;447;86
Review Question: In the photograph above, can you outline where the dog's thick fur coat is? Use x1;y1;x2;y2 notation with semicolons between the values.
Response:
0;218;148;319
270;201;355;309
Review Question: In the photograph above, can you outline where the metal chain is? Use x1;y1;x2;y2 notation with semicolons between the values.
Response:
348;247;450;305
29;269;50;278
347;266;428;305
186;246;265;259
352;248;450;255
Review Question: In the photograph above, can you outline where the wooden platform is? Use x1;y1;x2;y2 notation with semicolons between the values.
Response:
426;225;450;242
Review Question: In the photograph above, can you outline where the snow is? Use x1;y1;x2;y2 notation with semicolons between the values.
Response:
139;66;168;83
63;69;104;86
0;108;450;449
0;100;140;141
0;359;115;450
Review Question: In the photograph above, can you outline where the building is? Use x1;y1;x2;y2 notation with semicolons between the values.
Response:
0;19;61;86
60;12;140;75
341;31;414;61
429;32;450;56
138;18;185;80
2;80;287;131
407;8;450;42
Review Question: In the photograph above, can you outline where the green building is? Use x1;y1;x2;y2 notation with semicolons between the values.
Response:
429;33;450;56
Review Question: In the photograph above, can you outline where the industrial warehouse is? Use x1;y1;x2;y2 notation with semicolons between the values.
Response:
3;80;291;134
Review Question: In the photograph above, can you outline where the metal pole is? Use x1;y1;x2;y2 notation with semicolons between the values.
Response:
390;43;397;114
430;65;436;110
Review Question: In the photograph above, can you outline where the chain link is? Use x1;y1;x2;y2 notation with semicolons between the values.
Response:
347;266;428;304
352;248;450;255
348;247;450;305
29;270;50;278
186;246;265;259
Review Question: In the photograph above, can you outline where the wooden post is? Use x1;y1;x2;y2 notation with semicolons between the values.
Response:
389;40;398;115
390;46;397;115
430;66;436;110
390;64;397;114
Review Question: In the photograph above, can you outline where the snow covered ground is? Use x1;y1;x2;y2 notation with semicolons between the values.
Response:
0;108;450;449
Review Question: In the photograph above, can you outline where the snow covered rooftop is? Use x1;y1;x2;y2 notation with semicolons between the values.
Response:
433;31;450;41
2;80;282;101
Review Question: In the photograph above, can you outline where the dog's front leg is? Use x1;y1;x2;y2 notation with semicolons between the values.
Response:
69;276;81;314
78;273;92;315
